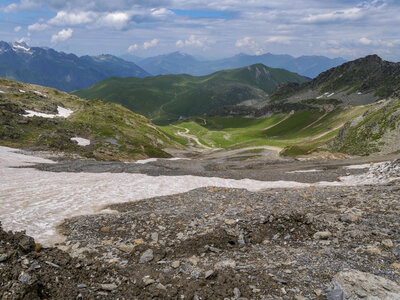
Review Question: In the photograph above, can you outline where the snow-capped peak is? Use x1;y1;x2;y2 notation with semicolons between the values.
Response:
12;42;31;53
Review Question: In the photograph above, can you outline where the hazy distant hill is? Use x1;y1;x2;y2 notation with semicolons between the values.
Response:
0;41;150;92
126;51;345;78
74;64;308;124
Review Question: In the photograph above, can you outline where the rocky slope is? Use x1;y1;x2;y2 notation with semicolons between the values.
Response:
0;78;180;160
329;97;400;155
270;55;400;106
0;41;150;92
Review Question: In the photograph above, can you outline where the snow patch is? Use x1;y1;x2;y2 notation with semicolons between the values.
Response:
57;106;73;118
23;106;73;119
327;93;335;97
135;158;159;164
19;89;26;93
0;146;398;246
0;90;5;94
13;44;31;52
345;163;373;170
34;91;46;97
71;137;90;146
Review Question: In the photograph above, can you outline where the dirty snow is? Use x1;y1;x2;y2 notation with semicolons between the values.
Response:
71;137;91;146
345;163;373;170
286;169;322;174
0;146;399;245
23;106;73;118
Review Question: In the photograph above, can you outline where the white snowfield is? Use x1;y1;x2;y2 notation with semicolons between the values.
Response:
0;146;397;245
71;137;91;146
23;106;73;118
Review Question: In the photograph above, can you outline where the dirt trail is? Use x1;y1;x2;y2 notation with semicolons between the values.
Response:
172;125;212;149
262;110;294;131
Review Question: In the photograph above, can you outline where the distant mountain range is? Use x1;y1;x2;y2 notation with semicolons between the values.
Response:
0;41;150;92
211;55;400;118
122;51;346;78
74;64;308;124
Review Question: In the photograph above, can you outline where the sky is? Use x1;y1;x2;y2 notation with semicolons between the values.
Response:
0;0;399;60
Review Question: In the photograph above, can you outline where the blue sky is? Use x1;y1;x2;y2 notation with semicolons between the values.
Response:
1;0;399;61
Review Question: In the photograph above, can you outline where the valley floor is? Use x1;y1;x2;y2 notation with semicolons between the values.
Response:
0;146;399;299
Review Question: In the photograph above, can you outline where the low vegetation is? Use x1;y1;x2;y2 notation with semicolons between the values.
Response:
0;78;180;160
159;106;369;155
73;64;307;124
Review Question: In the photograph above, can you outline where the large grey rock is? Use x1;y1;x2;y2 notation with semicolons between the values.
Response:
139;249;154;263
327;269;400;299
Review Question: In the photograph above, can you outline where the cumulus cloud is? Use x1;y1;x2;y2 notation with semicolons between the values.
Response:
48;11;96;26
235;37;264;54
359;37;372;45
176;35;213;49
127;44;139;52
51;28;73;43
28;23;49;31
143;38;159;49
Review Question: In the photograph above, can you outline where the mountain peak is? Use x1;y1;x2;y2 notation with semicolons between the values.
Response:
12;41;31;52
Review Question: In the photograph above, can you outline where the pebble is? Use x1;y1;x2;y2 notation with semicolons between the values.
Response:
172;261;180;268
205;270;214;279
233;287;241;298
224;219;236;225
142;276;155;286
100;283;118;291
313;231;332;240
382;239;393;248
151;232;159;243
139;249;154;263
215;259;236;270
100;226;111;233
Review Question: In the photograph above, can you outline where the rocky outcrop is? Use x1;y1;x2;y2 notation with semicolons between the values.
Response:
329;98;400;155
327;270;400;299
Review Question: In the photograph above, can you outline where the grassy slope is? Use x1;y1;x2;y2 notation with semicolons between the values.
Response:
0;78;180;161
329;98;400;155
159;106;369;154
74;64;307;124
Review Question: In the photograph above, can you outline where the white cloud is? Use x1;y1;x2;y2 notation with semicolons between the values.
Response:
51;28;73;43
127;44;139;52
48;11;96;26
28;22;49;31
302;7;363;24
14;26;22;32
235;37;264;54
95;12;130;29
2;0;39;13
176;35;212;48
143;38;159;49
264;36;292;44
151;8;174;17
359;37;372;45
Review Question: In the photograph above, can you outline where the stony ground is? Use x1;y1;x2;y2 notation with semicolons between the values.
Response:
1;157;400;299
